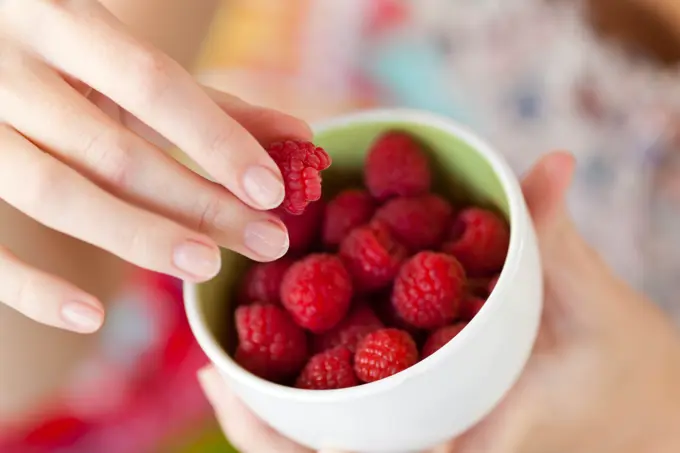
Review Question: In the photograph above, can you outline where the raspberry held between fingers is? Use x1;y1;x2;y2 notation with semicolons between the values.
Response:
266;140;332;215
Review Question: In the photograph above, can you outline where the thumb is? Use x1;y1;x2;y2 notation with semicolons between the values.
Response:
521;152;633;324
520;151;574;242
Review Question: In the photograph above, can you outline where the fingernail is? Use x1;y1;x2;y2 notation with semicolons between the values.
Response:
243;166;285;209
173;240;221;280
244;220;289;259
61;301;104;333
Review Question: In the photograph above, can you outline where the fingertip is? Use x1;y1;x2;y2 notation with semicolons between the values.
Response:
242;164;286;210
543;150;576;188
522;151;575;223
243;217;290;262
197;365;225;407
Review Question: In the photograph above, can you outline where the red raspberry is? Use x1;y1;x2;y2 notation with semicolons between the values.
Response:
392;252;466;329
422;324;466;358
354;328;419;383
374;294;422;337
466;277;492;298
295;346;358;390
322;189;376;248
442;208;509;276
459;296;485;321
312;303;384;353
238;258;292;305
374;194;453;251
278;201;324;254
234;304;308;382
281;254;353;333
488;274;500;294
339;221;407;292
365;131;431;201
267;140;331;215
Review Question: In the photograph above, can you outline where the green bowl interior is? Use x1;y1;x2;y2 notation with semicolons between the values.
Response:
192;119;509;354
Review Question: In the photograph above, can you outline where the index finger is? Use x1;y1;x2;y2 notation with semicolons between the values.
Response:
8;0;285;210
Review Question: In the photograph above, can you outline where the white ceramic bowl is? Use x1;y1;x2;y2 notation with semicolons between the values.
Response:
185;109;543;453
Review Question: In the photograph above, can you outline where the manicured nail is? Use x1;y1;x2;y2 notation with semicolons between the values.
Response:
61;301;104;333
173;240;221;280
244;220;289;259
243;166;285;209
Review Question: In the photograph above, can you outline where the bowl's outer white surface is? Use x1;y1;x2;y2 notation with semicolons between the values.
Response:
185;109;543;453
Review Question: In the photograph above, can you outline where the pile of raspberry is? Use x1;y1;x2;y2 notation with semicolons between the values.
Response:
233;133;509;390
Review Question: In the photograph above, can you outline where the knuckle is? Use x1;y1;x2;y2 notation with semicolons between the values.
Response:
128;47;172;106
194;194;226;234
114;221;153;263
6;266;42;319
205;126;238;162
81;130;134;188
25;157;66;209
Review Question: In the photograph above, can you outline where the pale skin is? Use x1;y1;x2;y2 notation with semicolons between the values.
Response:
1;0;680;451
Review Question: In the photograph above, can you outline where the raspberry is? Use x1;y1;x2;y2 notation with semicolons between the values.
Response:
238;258;292;305
267;140;332;215
374;194;453;251
295;346;358;390
467;277;492;298
322;189;376;248
365;131;431;201
234;304;308;382
354;328;418;383
422;324;466;358
374;293;423;338
488;274;500;294
392;252;466;329
339;221;407;292
442;208;509;276
278;201;324;254
459;296;485;321
281;254;353;333
312;303;384;353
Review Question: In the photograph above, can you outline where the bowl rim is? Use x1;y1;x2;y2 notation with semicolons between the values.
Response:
184;108;530;402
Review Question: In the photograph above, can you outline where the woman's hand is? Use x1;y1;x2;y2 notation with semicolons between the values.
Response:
0;0;309;333
198;152;680;453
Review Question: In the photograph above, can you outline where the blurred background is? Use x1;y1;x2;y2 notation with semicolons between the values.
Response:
1;0;680;451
